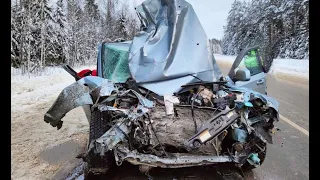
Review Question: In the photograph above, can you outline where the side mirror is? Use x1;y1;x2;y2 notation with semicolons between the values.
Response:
234;68;250;81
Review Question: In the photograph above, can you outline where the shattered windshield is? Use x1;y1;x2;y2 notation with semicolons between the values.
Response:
100;42;131;83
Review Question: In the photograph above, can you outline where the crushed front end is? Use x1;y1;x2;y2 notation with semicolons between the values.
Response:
44;75;279;173
43;0;279;175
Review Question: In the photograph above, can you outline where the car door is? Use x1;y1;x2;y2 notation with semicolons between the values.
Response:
227;46;267;94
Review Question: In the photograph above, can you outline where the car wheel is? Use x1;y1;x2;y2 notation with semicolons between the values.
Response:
86;108;114;175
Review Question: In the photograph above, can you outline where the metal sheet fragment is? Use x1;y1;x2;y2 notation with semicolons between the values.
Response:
44;80;93;129
88;119;131;154
114;145;237;168
163;95;180;115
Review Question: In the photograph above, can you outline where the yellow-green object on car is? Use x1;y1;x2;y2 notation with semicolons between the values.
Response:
244;50;259;68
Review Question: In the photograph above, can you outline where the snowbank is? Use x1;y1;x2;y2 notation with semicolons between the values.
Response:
268;58;309;77
213;54;309;82
11;65;96;111
214;54;236;64
11;64;95;180
11;65;96;94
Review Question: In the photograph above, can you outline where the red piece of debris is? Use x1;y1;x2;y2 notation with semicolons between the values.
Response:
77;69;97;78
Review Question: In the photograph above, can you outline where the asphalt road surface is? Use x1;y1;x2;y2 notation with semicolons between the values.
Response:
63;65;309;180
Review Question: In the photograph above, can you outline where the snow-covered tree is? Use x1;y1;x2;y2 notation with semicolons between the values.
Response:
209;39;222;54
11;0;140;72
222;0;309;70
49;0;68;65
11;0;56;72
116;12;128;39
115;1;139;40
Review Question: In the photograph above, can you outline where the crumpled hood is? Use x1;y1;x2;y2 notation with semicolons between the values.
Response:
129;0;223;95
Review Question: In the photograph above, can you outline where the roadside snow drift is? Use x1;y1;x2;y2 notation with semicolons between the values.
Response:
11;65;95;180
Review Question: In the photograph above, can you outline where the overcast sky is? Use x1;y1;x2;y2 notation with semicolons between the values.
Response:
47;0;235;39
133;0;235;40
186;0;235;39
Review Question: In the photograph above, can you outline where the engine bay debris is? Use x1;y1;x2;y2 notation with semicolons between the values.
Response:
44;74;279;170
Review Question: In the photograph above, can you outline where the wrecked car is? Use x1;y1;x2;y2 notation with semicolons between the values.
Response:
44;0;279;177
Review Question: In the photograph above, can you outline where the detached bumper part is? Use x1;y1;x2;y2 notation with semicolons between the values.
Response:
44;113;63;130
44;81;93;130
114;145;238;168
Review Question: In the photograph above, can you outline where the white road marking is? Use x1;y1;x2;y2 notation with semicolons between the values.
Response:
279;114;309;136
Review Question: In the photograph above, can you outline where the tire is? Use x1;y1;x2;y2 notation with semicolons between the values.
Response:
86;108;114;175
241;144;267;171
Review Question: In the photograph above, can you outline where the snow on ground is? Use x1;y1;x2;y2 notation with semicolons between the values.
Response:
214;54;237;64
268;58;309;79
11;65;95;180
213;53;309;82
11;65;96;112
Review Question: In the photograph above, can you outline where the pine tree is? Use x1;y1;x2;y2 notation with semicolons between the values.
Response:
222;0;309;69
11;0;141;72
11;2;21;68
83;0;101;64
209;39;222;54
85;0;99;20
117;12;128;39
50;0;68;65
221;0;247;55
66;0;84;66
